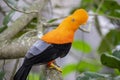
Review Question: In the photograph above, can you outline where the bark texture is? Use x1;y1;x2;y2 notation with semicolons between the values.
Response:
0;0;63;80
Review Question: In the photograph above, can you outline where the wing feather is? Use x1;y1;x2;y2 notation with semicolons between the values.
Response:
25;40;51;58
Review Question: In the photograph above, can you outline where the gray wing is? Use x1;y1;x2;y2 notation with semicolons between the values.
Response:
25;40;51;58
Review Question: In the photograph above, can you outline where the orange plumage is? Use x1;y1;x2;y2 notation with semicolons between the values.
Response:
41;9;88;44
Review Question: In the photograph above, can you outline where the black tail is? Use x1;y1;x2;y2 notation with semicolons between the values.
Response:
14;64;32;80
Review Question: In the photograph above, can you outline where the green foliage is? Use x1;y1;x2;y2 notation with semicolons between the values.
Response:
3;10;15;25
12;18;37;39
101;53;120;70
76;71;120;80
63;60;101;76
77;61;101;72
0;10;15;33
0;71;5;80
112;49;120;59
26;18;37;29
71;0;120;26
83;71;109;78
81;0;99;11
0;25;7;33
12;30;27;39
72;40;92;53
101;48;120;70
98;30;120;53
80;0;120;17
70;0;98;13
28;73;40;80
47;18;58;23
100;0;120;17
76;71;110;80
62;64;77;76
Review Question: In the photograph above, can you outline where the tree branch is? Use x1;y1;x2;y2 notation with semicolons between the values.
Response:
3;0;38;14
0;31;38;59
0;5;37;42
96;0;104;13
0;0;64;80
89;13;120;20
46;68;63;80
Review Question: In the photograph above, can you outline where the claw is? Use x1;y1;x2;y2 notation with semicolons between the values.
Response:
47;62;62;72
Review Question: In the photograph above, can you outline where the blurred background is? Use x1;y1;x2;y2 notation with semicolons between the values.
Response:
0;0;120;80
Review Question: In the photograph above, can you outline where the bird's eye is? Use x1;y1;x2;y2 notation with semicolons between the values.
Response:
71;18;75;22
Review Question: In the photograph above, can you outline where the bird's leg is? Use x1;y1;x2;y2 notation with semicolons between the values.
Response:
47;61;62;72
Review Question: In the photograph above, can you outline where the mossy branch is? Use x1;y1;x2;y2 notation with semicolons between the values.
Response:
46;68;63;80
0;0;64;80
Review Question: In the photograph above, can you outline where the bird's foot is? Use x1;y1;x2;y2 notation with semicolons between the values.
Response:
47;62;62;72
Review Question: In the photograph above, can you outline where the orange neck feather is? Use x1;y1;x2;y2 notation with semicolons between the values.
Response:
41;28;75;44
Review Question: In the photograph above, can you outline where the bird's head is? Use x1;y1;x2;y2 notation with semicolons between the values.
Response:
58;9;88;31
41;9;88;44
72;9;88;25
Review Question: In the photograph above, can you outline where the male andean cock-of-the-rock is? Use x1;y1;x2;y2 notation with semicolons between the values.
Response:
14;9;88;80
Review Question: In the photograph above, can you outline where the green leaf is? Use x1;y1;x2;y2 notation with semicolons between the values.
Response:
72;40;92;53
80;0;120;17
62;64;77;76
12;18;37;39
76;76;89;80
47;18;58;23
101;0;120;26
115;69;120;75
77;61;101;72
98;30;120;54
101;53;120;70
26;18;37;29
28;73;40;80
80;0;97;11
0;71;5;80
63;60;101;76
0;25;7;33
3;10;15;25
76;71;110;80
100;0;120;17
83;71;110;78
72;0;120;26
12;30;27;39
112;49;120;59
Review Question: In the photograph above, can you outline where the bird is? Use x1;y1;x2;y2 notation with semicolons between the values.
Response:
13;9;88;80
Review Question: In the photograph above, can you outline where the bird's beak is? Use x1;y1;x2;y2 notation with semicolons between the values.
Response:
82;23;86;25
78;22;90;33
78;22;86;29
